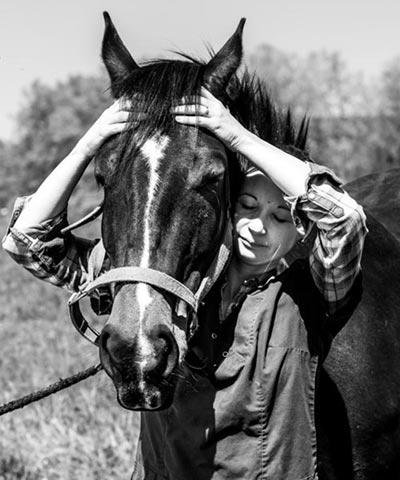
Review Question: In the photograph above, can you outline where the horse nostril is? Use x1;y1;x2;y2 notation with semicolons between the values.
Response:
160;333;173;355
99;324;129;364
99;325;112;351
151;326;173;352
150;326;178;376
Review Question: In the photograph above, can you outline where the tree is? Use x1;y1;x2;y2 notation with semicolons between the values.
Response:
372;56;400;170
247;45;378;180
248;45;372;119
11;74;111;195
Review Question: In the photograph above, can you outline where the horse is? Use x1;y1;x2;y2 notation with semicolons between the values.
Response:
92;12;310;412
317;170;400;480
85;12;400;480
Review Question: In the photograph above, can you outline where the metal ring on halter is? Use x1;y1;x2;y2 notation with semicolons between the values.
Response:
68;290;102;345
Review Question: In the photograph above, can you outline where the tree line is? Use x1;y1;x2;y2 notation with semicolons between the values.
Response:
248;45;400;179
1;45;399;209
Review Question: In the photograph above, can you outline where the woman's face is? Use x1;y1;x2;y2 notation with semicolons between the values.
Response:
233;171;298;274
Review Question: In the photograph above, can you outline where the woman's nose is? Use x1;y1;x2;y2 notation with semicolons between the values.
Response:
248;217;267;234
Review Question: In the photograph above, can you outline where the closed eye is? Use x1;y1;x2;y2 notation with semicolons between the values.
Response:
273;213;291;223
237;194;258;211
240;203;256;211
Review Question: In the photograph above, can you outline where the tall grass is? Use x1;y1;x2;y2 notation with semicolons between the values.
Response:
0;207;140;479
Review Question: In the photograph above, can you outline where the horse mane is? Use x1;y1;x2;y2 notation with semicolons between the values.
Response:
227;70;310;168
112;54;310;190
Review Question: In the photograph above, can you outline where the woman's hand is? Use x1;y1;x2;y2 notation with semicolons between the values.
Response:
172;87;249;153
13;99;132;229
74;98;131;158
174;87;310;197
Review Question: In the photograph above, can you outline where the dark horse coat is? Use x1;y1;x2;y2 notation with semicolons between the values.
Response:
317;168;400;480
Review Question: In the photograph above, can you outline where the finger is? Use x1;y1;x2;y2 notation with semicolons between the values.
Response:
108;111;130;123
108;99;124;111
120;98;133;110
109;98;132;112
103;122;130;136
174;115;206;126
172;104;208;116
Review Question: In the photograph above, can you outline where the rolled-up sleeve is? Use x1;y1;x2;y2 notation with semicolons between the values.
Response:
2;196;96;292
285;162;368;315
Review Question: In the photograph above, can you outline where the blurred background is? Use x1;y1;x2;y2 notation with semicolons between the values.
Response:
0;0;399;478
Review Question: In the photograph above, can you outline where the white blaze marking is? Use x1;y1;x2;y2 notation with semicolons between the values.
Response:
140;137;168;269
137;136;169;329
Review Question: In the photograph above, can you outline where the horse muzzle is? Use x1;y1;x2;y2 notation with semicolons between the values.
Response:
100;322;180;410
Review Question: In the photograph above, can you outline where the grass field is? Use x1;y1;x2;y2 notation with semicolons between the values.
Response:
0;199;140;479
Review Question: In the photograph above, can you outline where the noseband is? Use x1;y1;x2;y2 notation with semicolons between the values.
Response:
64;172;232;346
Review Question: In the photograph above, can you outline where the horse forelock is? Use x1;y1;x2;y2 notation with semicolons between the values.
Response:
112;60;204;179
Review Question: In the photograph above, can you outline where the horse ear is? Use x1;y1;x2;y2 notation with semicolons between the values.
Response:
203;18;246;97
102;12;140;96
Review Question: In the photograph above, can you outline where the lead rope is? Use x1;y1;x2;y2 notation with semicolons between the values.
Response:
0;364;103;416
0;202;108;416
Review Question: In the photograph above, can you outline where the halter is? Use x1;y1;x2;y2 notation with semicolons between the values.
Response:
65;138;232;346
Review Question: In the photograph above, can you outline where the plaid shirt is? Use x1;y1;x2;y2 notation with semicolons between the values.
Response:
2;163;367;315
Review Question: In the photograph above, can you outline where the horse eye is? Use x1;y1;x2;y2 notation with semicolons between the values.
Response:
202;173;224;188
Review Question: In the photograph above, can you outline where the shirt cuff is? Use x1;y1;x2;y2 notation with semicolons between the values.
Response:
4;195;68;243
284;162;343;239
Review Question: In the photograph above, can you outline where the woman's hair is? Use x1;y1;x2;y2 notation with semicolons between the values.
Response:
244;165;260;176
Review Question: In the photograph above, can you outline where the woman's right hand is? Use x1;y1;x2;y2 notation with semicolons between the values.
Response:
73;98;131;158
13;99;132;229
172;87;249;153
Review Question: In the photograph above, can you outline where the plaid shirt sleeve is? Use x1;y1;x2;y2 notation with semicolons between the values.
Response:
285;162;368;315
2;196;96;292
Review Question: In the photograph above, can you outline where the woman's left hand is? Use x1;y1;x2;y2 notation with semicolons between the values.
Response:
74;99;132;159
172;87;248;152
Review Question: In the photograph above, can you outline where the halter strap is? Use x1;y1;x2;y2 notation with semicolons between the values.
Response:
86;266;199;310
67;220;232;345
67;264;200;346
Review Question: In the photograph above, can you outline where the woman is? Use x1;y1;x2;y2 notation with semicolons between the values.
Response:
3;89;367;479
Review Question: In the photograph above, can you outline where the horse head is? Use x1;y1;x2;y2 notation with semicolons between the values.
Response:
95;13;244;410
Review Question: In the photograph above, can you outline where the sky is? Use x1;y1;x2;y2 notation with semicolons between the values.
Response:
1;0;399;141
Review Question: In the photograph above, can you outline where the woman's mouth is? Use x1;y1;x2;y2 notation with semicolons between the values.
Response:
239;236;267;248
